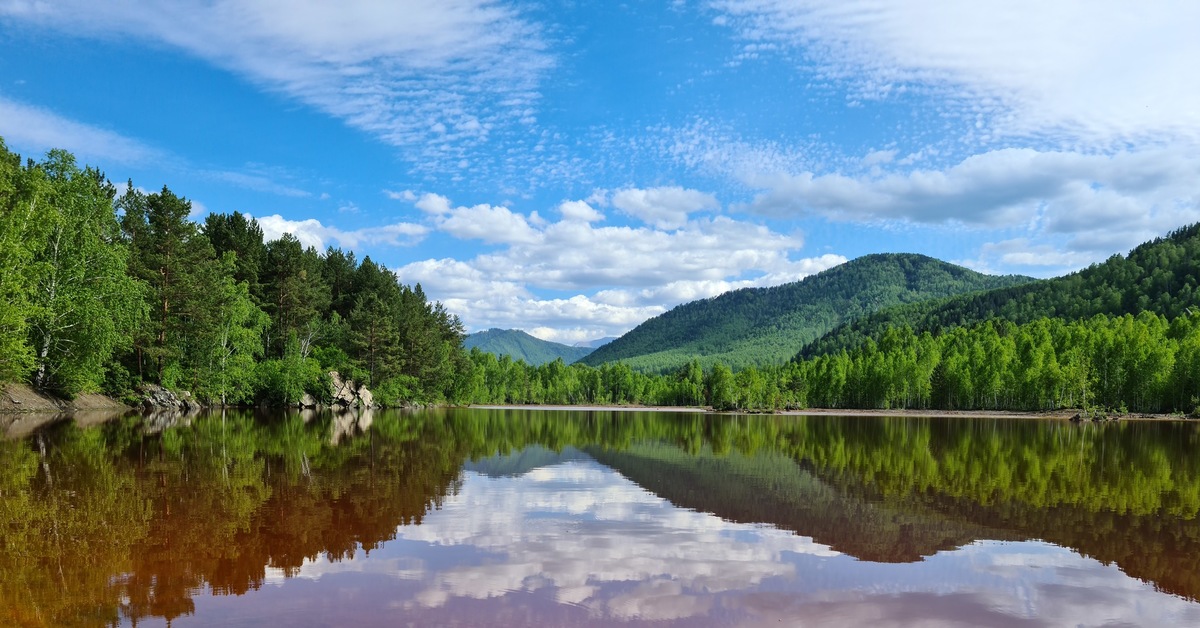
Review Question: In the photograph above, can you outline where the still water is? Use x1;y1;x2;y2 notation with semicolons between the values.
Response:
3;407;1200;626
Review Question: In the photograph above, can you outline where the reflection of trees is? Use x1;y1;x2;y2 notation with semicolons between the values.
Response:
0;421;151;627
1;409;468;626
3;408;1200;624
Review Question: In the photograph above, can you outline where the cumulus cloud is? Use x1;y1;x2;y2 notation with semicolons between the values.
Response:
393;192;842;340
253;213;427;250
0;0;554;175
438;203;541;245
711;0;1200;146
0;95;160;164
610;186;720;230
558;200;605;223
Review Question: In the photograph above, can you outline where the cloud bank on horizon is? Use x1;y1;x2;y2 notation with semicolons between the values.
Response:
2;0;1198;343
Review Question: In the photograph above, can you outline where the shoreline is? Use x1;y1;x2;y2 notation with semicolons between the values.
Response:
5;385;1193;424
468;404;1194;422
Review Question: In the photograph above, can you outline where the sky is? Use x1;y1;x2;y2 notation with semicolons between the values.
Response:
2;1;1199;344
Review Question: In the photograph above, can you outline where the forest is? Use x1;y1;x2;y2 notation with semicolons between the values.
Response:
0;140;466;406
4;140;1200;414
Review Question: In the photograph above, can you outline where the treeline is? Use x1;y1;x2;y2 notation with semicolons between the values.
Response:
458;312;1200;414
0;141;465;404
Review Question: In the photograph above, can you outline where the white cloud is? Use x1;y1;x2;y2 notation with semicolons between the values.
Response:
0;95;159;164
0;0;555;174
610;186;720;230
384;189;417;202
558;200;605;223
741;148;1200;266
436;202;541;245
253;213;427;250
394;192;843;339
711;0;1200;146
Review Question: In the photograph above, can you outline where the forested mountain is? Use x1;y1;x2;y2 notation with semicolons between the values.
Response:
464;329;593;366
580;253;1033;372
800;224;1200;359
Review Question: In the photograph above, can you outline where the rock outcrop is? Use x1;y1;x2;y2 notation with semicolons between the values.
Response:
328;371;376;408
138;384;200;414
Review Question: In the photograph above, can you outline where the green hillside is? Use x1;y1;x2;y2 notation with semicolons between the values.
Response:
800;223;1200;359
579;253;1033;372
464;328;594;366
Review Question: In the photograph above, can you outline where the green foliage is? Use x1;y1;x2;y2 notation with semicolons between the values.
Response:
10;149;145;396
253;336;328;405
789;312;1200;413
464;328;594;365
0;140;41;382
581;253;1032;373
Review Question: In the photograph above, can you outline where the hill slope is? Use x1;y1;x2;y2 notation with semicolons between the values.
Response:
580;253;1034;372
800;223;1200;359
464;329;594;366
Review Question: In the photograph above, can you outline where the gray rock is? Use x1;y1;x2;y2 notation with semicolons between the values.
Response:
327;371;376;408
357;384;374;409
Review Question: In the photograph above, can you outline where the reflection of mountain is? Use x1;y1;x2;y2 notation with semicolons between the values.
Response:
588;443;1017;563
592;438;1200;602
463;445;591;477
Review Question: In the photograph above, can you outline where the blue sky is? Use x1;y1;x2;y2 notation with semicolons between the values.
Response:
3;1;1199;344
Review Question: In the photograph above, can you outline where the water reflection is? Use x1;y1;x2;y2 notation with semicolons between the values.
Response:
1;408;1199;626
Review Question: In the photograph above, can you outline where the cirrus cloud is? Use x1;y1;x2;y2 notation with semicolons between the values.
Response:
711;0;1200;146
0;0;555;177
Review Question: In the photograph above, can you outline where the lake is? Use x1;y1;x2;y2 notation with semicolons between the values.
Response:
3;407;1200;626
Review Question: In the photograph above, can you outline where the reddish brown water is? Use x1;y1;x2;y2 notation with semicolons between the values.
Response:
3;407;1199;626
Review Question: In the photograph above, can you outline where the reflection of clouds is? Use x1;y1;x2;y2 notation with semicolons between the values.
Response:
271;461;1200;626
391;461;832;621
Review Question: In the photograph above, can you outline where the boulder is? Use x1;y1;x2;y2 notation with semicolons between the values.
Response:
329;371;358;406
357;384;374;409
299;393;318;408
138;384;194;412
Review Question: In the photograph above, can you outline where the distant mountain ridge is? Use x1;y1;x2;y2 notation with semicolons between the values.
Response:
574;337;617;349
579;253;1035;372
464;329;596;366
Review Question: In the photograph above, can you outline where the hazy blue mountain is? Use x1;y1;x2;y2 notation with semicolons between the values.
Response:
574;337;617;349
464;328;595;365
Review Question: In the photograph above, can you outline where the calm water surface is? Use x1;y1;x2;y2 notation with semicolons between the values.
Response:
3;407;1200;626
